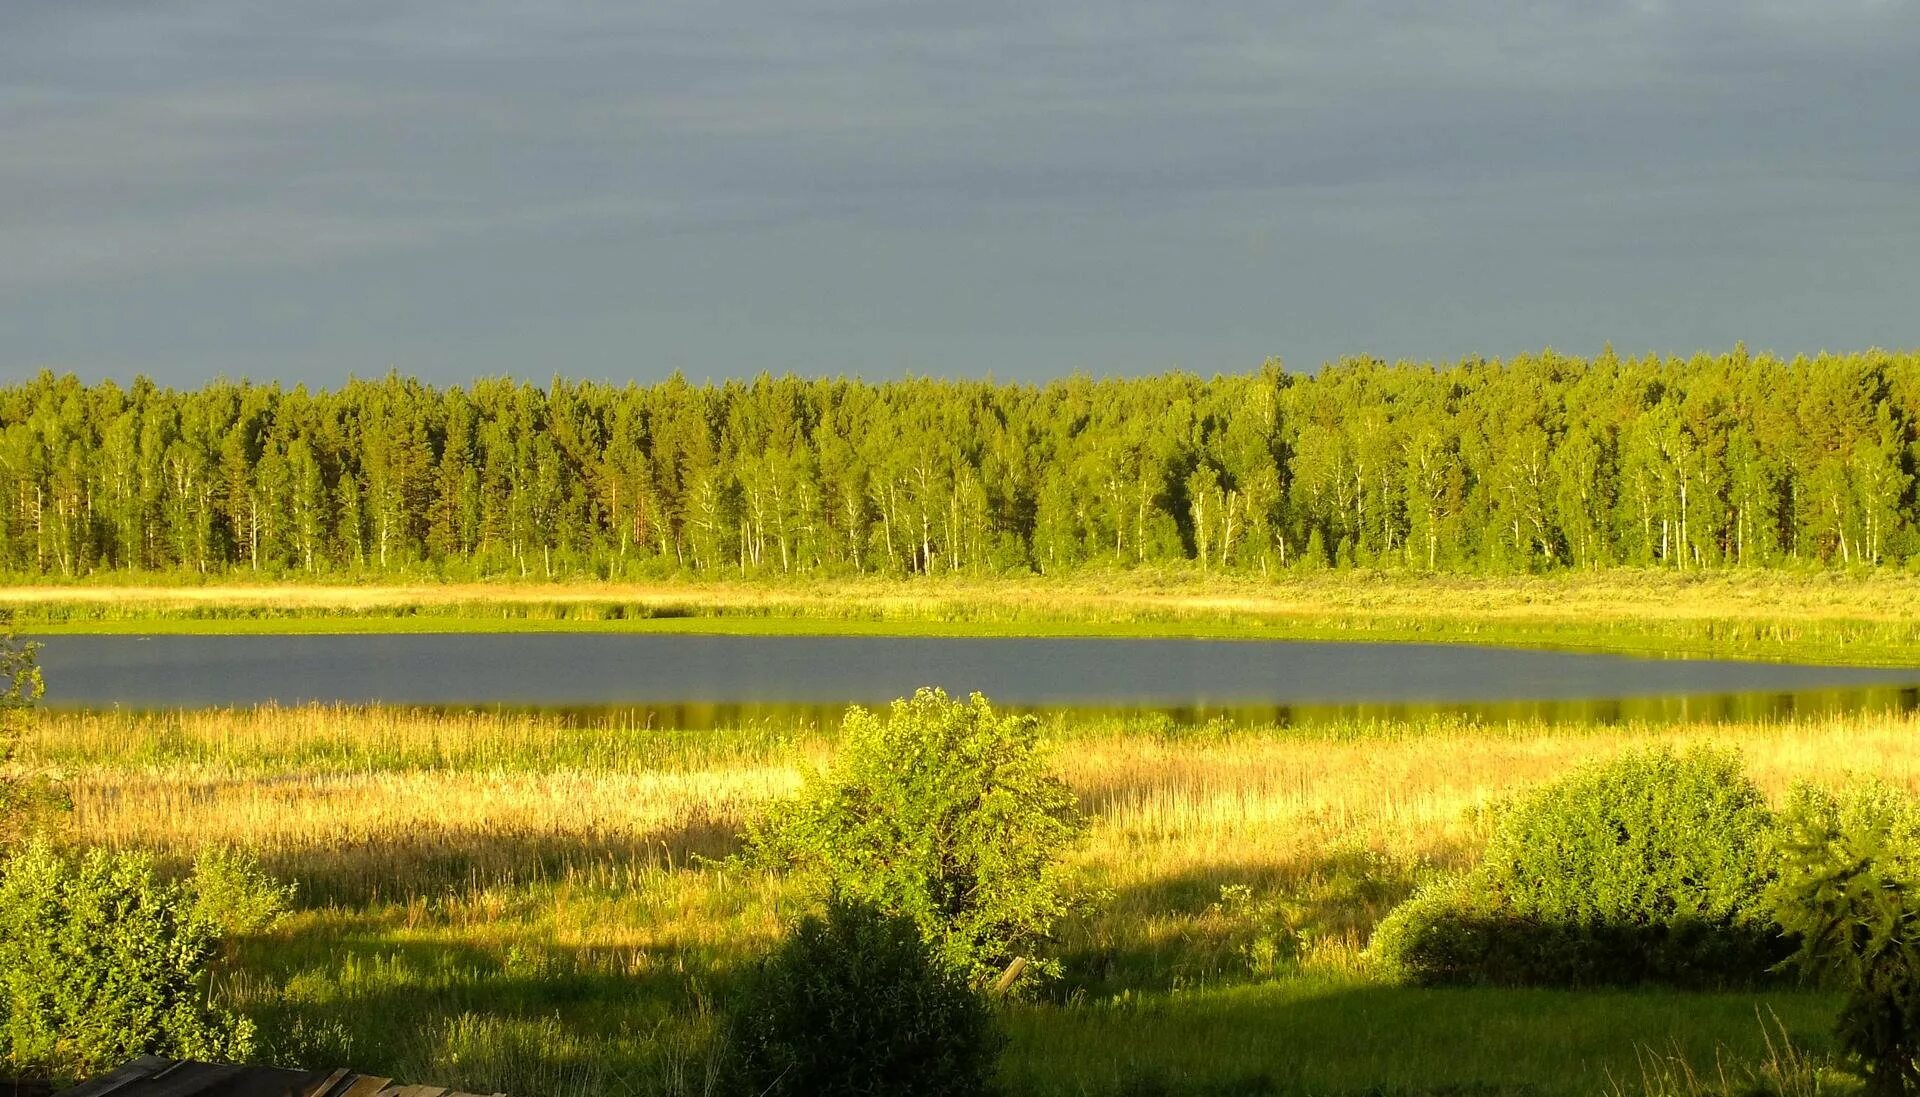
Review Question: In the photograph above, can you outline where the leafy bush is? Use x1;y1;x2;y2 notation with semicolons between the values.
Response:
732;896;1005;1097
188;845;296;936
0;842;286;1083
1372;747;1786;987
1772;782;1920;1096
747;688;1086;984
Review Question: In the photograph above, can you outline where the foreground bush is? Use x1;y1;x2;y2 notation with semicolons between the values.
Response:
748;688;1085;984
1773;783;1920;1097
732;897;1005;1097
0;843;287;1083
1372;747;1786;987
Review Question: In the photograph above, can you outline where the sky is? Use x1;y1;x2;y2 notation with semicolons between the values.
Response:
3;1;1917;387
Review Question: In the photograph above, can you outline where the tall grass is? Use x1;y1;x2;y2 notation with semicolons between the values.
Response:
18;703;1917;1093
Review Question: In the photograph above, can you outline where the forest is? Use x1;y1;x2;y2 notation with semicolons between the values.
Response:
1;346;1914;581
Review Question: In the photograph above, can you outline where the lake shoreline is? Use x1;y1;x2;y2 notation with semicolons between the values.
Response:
5;569;1920;666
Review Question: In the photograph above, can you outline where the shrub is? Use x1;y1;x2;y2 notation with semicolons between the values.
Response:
747;688;1085;985
1772;782;1920;1097
0;842;285;1083
1372;747;1786;987
188;845;296;936
732;896;1005;1097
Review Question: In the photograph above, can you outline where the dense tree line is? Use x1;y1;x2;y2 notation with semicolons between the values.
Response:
1;347;1916;579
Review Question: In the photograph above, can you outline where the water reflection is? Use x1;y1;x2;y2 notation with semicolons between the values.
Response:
368;684;1920;732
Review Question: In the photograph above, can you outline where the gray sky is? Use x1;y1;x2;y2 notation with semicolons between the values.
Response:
4;1;1917;386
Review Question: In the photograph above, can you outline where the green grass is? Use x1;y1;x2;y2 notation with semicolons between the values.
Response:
1003;982;1841;1096
229;903;1846;1097
26;702;1902;1095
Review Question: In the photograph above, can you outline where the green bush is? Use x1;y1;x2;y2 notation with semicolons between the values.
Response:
733;896;1005;1097
1371;747;1786;987
1772;782;1920;1096
0;842;286;1083
747;688;1085;985
188;845;296;936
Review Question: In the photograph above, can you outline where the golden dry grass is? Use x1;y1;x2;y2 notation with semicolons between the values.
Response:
25;704;1920;937
31;704;1920;868
7;568;1920;626
1071;713;1920;865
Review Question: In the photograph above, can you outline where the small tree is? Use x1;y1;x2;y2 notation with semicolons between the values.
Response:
747;688;1085;984
1773;783;1920;1097
733;896;1004;1097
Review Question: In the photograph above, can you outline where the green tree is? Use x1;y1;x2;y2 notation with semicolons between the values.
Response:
1773;783;1920;1097
6;348;1920;580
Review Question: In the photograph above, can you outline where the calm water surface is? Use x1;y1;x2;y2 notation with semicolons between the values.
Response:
30;634;1920;723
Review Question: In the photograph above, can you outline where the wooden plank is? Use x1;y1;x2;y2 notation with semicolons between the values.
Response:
297;1069;354;1097
59;1060;504;1097
132;1063;250;1097
57;1058;171;1097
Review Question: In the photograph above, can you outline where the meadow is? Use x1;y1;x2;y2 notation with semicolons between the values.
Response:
10;567;1920;666
18;701;1920;1095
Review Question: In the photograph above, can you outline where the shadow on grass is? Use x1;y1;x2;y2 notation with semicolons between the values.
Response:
1004;980;1844;1097
1056;854;1424;999
214;885;1839;1097
251;815;746;907
234;933;748;1091
1376;910;1797;991
234;933;1837;1097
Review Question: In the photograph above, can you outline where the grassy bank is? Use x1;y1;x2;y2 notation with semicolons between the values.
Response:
7;568;1920;664
19;703;1920;1094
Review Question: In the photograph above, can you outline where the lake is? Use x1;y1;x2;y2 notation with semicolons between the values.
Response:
29;633;1920;724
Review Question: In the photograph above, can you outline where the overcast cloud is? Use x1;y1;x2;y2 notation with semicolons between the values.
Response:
3;1;1917;384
